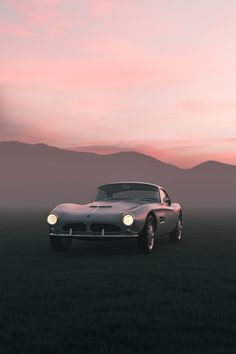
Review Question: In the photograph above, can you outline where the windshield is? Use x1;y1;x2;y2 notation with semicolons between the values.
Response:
94;183;161;202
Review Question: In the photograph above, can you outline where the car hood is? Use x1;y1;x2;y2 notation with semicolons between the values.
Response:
52;200;142;216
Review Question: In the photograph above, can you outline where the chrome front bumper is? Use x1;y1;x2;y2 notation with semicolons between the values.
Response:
49;225;139;239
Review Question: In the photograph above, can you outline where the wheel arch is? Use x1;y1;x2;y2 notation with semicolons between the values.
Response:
178;209;183;221
146;211;157;231
134;205;159;235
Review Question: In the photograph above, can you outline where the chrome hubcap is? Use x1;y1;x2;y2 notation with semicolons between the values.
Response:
177;220;183;240
147;222;155;250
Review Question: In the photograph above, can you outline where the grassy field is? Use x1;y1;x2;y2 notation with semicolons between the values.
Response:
0;209;235;354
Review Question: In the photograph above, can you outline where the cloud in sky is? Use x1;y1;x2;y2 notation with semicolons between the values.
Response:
176;100;236;113
88;0;113;17
0;16;31;36
1;0;236;167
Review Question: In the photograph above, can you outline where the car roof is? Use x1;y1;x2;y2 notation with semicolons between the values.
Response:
97;181;163;190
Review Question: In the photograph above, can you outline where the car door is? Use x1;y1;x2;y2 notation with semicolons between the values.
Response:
159;188;177;234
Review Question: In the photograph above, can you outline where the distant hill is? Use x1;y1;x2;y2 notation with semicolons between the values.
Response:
0;141;235;210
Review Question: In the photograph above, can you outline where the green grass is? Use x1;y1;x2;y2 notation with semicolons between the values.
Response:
0;210;235;354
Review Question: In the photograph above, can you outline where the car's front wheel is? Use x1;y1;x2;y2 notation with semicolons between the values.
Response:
169;216;183;243
137;215;156;254
50;236;72;252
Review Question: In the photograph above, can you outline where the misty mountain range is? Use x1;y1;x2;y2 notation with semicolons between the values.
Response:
0;141;235;210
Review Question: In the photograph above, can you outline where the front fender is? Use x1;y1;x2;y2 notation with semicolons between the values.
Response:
129;205;155;234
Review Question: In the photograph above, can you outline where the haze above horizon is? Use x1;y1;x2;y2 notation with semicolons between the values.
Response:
0;0;235;168
1;139;236;169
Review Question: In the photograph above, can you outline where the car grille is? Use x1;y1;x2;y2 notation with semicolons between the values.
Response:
61;223;121;235
90;223;121;234
63;223;86;232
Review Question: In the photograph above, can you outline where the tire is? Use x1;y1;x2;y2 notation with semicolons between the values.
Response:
137;215;156;254
169;216;183;243
50;236;72;252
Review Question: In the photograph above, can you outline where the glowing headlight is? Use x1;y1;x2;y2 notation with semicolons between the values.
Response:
47;213;58;225
123;214;134;226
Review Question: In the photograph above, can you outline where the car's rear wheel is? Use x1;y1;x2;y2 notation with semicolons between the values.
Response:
169;216;183;243
137;215;156;254
50;236;72;252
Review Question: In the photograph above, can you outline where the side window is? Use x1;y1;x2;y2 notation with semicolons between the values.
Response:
160;189;166;204
160;189;171;205
156;188;161;202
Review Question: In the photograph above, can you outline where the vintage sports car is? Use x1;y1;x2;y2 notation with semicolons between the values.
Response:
47;182;183;254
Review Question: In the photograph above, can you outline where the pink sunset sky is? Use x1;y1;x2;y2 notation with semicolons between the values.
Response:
0;0;236;167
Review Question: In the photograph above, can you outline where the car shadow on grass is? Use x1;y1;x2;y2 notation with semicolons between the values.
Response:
47;235;178;259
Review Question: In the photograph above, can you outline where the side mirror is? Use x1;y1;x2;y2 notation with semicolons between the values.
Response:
163;196;171;206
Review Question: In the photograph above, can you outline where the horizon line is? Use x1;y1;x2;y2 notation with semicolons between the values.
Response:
1;139;236;170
